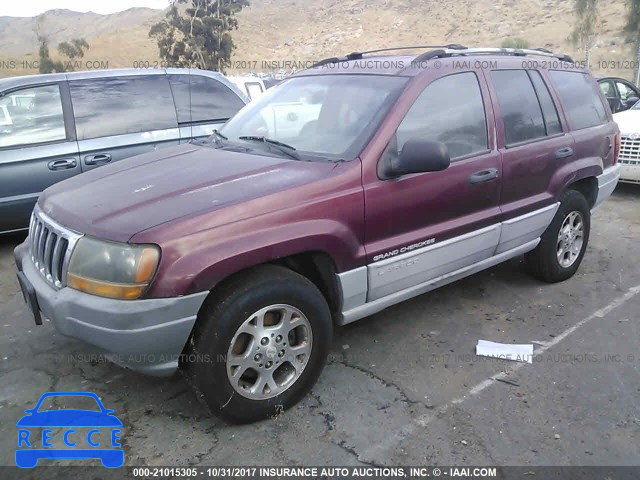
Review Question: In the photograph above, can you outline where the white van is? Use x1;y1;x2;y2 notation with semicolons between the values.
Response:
227;76;266;101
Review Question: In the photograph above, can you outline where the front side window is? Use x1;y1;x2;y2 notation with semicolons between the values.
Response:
491;70;546;145
0;84;66;148
69;75;178;139
219;74;408;160
391;72;488;160
616;81;638;101
169;75;245;124
599;81;615;97
549;71;607;130
190;76;246;123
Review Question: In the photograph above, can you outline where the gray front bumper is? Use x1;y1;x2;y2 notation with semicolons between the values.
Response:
14;241;208;377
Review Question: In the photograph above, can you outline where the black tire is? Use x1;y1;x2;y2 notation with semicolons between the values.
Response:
525;189;591;283
186;265;332;423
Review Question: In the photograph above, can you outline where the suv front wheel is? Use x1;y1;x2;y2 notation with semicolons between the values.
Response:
525;189;591;283
187;265;332;423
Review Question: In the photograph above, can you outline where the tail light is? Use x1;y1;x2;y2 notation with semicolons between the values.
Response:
613;132;621;165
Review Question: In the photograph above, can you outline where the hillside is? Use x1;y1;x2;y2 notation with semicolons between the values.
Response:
0;0;636;80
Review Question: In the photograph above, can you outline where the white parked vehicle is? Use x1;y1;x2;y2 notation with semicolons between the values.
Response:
613;100;640;184
227;76;266;101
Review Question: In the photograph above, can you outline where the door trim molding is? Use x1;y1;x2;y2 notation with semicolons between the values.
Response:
336;202;560;325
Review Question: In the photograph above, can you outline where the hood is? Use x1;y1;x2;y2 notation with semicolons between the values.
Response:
613;109;640;135
40;144;338;242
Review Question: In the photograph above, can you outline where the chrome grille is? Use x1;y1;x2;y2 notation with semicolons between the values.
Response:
619;136;640;163
29;206;83;289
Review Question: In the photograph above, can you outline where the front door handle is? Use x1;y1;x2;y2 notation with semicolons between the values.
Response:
84;153;112;166
555;147;574;159
469;168;499;184
48;158;77;171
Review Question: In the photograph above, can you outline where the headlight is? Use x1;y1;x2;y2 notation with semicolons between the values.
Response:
67;237;160;300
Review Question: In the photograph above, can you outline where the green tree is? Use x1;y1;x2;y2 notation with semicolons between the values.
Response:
624;0;640;85
38;37;65;74
58;38;90;60
149;0;250;72
500;38;531;49
570;0;600;67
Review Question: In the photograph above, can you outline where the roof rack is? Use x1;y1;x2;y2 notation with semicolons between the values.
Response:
311;45;574;69
311;44;468;68
412;47;574;64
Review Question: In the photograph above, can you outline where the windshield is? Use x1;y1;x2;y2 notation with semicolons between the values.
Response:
218;74;408;161
633;99;640;110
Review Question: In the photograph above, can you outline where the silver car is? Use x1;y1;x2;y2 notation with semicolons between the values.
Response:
0;68;247;234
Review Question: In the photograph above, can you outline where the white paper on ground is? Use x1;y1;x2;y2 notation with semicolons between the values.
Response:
476;340;534;364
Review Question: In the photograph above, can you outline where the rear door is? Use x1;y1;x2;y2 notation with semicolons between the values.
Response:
487;68;572;253
0;82;80;233
68;73;180;172
167;72;246;141
364;71;502;301
548;70;616;179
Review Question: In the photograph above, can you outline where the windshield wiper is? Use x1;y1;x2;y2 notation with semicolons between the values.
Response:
238;136;300;160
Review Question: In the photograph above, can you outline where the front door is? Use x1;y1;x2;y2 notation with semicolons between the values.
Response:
363;71;502;301
0;82;80;233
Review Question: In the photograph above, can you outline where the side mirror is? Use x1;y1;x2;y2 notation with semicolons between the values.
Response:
624;96;639;109
380;139;450;179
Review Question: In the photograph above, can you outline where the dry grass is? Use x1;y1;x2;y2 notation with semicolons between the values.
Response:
0;0;637;81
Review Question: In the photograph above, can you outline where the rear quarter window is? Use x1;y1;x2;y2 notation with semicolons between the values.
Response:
549;71;608;131
169;74;245;124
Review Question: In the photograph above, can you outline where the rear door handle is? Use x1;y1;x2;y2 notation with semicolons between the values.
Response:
48;158;77;171
555;147;574;159
84;153;112;166
469;168;499;184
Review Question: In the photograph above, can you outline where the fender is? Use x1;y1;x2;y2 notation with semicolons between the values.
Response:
550;155;603;200
143;218;365;298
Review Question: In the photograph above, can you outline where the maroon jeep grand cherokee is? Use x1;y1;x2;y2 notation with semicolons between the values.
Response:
15;46;621;422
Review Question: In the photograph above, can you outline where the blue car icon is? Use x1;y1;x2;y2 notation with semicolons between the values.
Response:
16;391;123;468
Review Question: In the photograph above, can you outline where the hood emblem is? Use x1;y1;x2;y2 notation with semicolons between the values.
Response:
629;133;640;140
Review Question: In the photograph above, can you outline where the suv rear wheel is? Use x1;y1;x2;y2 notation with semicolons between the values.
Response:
525;189;591;283
187;265;332;423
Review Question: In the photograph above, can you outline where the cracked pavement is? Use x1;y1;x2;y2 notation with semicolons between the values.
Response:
1;184;639;474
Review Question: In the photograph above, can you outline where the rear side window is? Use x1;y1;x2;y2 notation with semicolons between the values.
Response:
169;74;245;124
0;84;67;148
395;72;488;160
70;75;178;140
491;70;546;145
528;71;562;136
549;71;607;130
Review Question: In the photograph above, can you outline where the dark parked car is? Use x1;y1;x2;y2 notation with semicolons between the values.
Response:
0;69;247;234
598;76;640;114
15;46;620;423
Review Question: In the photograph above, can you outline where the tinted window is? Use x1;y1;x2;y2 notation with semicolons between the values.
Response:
616;81;638;101
549;71;607;130
191;76;245;122
395;72;488;160
0;84;66;148
599;80;615;97
168;74;245;124
528;70;562;136
491;70;546;145
70;75;177;139
167;74;191;124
